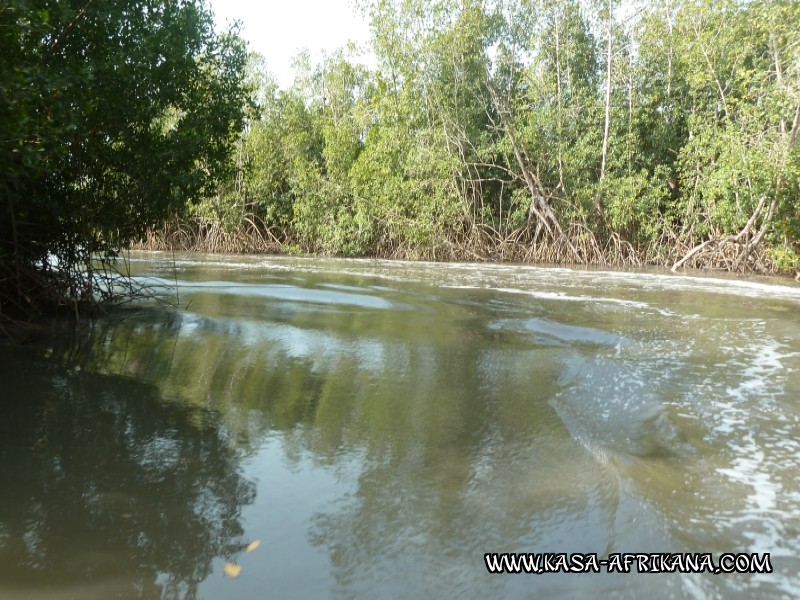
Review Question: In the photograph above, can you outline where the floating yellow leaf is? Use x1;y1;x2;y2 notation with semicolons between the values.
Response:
246;540;261;552
224;562;242;578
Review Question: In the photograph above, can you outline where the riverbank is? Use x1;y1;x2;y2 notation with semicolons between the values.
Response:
130;216;795;280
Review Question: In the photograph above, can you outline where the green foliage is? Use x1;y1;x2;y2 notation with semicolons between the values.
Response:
766;244;800;272
144;0;800;272
589;171;667;241
1;0;249;317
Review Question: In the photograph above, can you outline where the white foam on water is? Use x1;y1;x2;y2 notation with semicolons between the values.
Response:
372;259;800;303
445;284;651;309
687;329;800;589
548;312;799;597
128;255;800;326
716;447;776;513
577;268;800;302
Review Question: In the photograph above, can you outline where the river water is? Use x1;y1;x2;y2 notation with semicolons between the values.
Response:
2;253;800;599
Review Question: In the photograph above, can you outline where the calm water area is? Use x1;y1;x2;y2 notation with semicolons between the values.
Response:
2;252;800;599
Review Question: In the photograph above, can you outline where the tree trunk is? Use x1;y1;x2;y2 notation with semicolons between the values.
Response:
600;19;612;185
486;81;580;261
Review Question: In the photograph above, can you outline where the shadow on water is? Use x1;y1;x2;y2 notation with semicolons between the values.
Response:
0;327;256;600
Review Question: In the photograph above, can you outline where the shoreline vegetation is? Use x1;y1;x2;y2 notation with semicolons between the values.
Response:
130;212;784;276
1;0;248;335
3;0;800;336
131;0;799;280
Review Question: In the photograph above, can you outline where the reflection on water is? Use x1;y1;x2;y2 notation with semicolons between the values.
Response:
0;348;255;599
2;253;800;599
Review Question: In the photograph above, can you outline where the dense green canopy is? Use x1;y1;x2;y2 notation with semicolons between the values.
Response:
187;0;799;274
1;0;248;325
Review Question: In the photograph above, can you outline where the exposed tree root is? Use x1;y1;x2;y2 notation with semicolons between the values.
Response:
129;211;789;280
130;215;285;254
671;197;778;274
0;251;155;340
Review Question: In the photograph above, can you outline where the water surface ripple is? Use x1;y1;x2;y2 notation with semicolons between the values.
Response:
1;253;799;599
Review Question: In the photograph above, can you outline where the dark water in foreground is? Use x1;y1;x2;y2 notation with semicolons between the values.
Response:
2;254;800;599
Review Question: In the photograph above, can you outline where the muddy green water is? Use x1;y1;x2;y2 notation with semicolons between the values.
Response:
2;254;800;599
